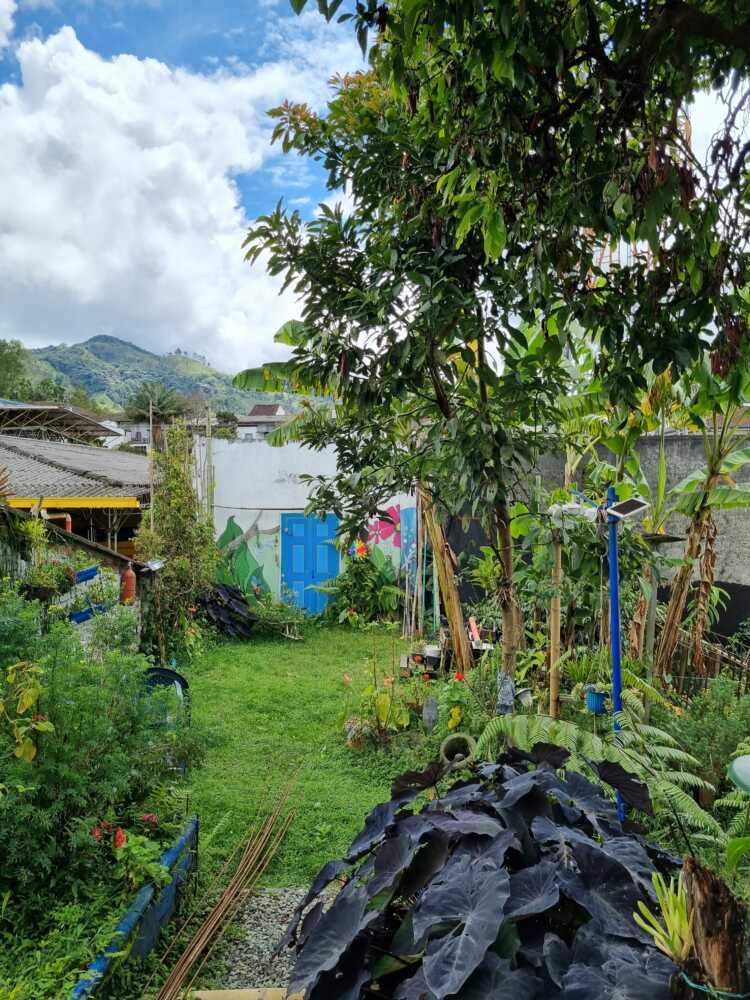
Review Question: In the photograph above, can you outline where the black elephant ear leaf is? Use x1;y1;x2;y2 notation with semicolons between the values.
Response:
392;760;448;798
394;965;436;999
367;832;421;902
590;760;653;815
276;858;349;952
549;771;622;837
529;742;571;768
346;800;404;860
558;859;648;941
287;886;379;996
564;948;675;999
543;933;571;988
397;833;451;902
414;852;511;998
306;936;372;1000
505;860;559;919
454;952;542;999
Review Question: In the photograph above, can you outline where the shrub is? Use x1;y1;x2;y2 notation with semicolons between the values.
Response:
0;578;41;666
317;544;403;623
281;750;681;999
88;604;139;661
659;674;750;796
0;619;198;917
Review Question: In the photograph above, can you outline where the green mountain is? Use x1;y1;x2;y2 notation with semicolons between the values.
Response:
29;335;295;414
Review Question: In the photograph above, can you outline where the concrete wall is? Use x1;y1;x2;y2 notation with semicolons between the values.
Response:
196;437;417;598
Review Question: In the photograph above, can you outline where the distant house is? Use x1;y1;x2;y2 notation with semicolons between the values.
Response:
0;435;149;554
237;404;288;441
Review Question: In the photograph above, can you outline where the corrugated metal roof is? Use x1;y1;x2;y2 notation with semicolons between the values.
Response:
0;435;149;499
248;403;286;417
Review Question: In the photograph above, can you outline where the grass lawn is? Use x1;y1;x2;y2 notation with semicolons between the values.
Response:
184;625;424;888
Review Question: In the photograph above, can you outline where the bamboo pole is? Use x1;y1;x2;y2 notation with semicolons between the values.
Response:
420;489;472;673
415;494;424;638
549;530;562;719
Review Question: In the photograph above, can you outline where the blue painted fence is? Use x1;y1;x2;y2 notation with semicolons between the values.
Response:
70;816;199;999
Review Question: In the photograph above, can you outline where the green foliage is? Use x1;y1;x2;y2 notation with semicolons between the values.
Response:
659;675;750;795
0;578;41;665
0;339;31;399
317;545;403;623
341;660;411;746
124;380;187;423
0;621;195;905
476;710;719;843
633;873;693;963
88;604;139;661
134;421;218;662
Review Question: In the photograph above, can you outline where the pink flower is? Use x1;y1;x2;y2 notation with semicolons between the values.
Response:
367;505;402;548
91;825;102;842
114;827;128;849
140;813;158;826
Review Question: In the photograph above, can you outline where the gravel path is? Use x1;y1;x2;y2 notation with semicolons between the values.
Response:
220;888;305;990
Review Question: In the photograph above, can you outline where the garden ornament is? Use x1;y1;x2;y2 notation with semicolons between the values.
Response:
496;671;515;715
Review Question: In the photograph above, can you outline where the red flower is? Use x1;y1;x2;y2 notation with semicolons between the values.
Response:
114;827;128;849
454;672;466;682
31;713;47;722
91;825;102;842
421;673;431;682
140;813;158;826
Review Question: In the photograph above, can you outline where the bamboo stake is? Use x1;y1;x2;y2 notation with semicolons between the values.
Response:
420;488;472;673
549;530;562;719
156;785;295;1000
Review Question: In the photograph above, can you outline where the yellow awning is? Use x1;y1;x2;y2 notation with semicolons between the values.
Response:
8;497;141;510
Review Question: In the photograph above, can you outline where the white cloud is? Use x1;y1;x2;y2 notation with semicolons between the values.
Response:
0;0;16;49
0;14;361;372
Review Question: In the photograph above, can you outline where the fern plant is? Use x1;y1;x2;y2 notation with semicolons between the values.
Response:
476;710;721;845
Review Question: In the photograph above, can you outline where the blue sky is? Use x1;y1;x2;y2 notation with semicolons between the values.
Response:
0;0;363;370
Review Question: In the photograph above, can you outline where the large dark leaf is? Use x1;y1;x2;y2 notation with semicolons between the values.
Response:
548;771;622;837
394;965;435;999
307;936;371;1000
346;800;404;860
543;933;571;988
590;760;653;815
287;885;379;996
500;768;565;809
397;833;451;902
563;948;675;999
455;952;542;998
392;761;448;798
368;832;421;901
505;860;560;919
401;808;506;841
413;850;511;998
557;858;648;941
277;858;349;951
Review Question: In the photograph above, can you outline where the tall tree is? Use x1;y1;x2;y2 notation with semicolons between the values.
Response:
241;74;567;676
0;340;31;400
125;381;186;445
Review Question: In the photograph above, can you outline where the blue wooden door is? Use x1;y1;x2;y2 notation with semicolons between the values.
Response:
281;513;339;613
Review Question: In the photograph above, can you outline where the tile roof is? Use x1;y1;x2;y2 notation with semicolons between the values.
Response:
0;435;150;499
248;403;286;417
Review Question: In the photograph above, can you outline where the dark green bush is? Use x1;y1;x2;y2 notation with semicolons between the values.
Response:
658;674;750;795
0;618;201;919
317;546;403;623
0;578;42;666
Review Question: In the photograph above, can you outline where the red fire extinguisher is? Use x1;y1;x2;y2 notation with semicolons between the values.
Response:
120;561;137;604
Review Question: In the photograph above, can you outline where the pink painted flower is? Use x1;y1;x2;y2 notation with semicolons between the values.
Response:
367;505;402;548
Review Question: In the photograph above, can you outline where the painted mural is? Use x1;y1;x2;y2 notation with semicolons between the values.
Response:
217;503;418;602
217;513;280;596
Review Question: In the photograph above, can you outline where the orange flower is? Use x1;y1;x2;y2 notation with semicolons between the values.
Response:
343;674;352;686
383;676;394;688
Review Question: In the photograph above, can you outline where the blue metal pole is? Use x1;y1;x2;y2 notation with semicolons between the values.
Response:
607;485;625;822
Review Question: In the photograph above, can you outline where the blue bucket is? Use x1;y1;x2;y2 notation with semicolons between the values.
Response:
585;689;608;715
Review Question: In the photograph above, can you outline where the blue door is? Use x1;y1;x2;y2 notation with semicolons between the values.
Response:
281;513;339;613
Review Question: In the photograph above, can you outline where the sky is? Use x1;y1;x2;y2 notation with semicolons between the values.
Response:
0;0;363;373
0;2;730;376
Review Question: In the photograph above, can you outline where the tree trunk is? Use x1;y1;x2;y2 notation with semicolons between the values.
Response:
654;505;711;677
421;493;473;673
495;500;520;676
671;857;747;999
549;531;562;719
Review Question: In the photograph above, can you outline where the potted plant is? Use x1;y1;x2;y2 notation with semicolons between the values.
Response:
584;682;609;715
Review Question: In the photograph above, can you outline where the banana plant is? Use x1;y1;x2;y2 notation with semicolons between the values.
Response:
655;355;750;677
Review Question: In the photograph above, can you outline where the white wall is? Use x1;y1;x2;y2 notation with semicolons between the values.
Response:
200;437;339;519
